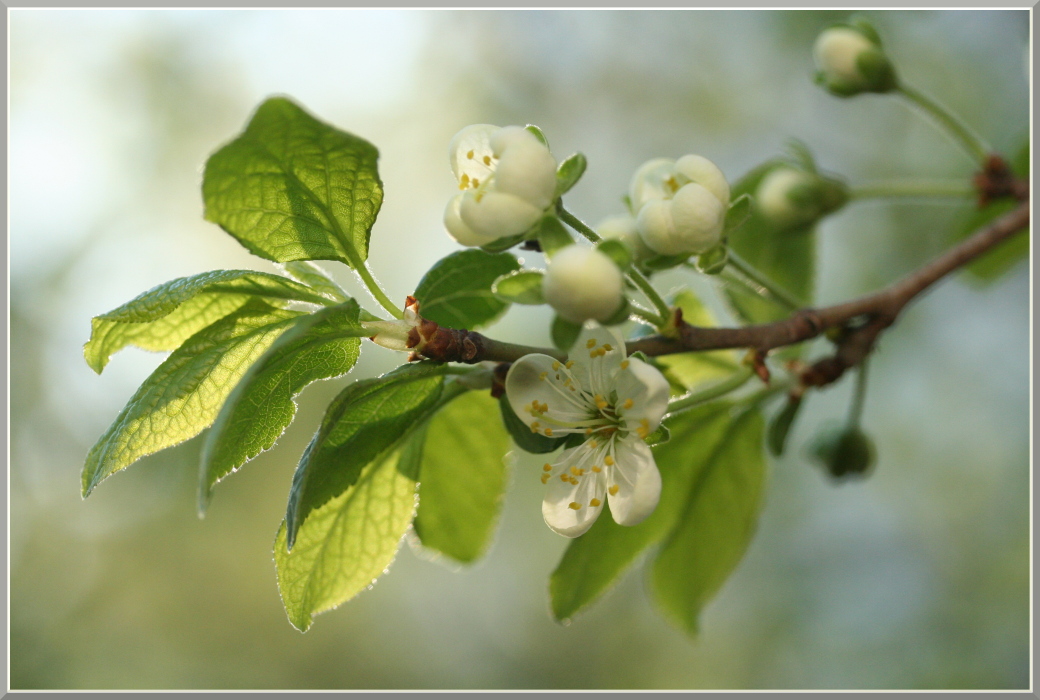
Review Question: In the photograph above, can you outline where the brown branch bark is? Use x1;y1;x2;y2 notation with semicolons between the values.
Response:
416;198;1028;374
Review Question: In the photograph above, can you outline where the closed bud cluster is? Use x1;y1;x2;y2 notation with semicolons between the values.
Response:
755;166;849;231
542;245;624;325
628;155;730;256
813;23;897;97
444;124;558;247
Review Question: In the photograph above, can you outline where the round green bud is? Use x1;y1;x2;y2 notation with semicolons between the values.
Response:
810;426;876;479
813;24;897;97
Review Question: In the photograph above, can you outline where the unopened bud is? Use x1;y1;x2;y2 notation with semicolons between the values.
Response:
755;166;848;231
813;23;897;97
810;426;875;479
542;245;624;325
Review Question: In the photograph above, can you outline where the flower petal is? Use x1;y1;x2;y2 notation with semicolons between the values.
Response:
542;444;608;537
569;324;626;399
505;354;593;434
628;157;676;212
606;436;661;527
444;193;499;247
616;357;670;433
449;124;498;182
491;128;557;210
674;154;730;208
459;190;542;239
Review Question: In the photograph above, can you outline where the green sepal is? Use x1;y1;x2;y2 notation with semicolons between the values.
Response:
492;269;546;305
535;215;575;258
525;124;549;148
694;243;728;275
551;315;582;352
600;298;632;327
767;394;803;456
855;48;897;93
784;139;818;174
480;232;528;254
555;152;588;197
596;239;633;271
640;252;691;272
629;350;651;365
498;394;565;454
644;423;671;447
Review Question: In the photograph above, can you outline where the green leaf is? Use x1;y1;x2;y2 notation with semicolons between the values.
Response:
479;232;527;254
492;270;545;305
596;239;633;271
726;161;815;324
203;97;382;269
555;152;588;196
534;215;575;258
84;269;331;374
654;290;740;395
499;394;565;454
274;435;422;632
82;300;304;497
767;395;803;456
282;261;349;303
284;363;463;548
650;403;767;635
551;314;582;352
956;140;1029;282
723;193;753;235
549;402;735;621
413;391;511;563
414;249;521;329
199;299;365;509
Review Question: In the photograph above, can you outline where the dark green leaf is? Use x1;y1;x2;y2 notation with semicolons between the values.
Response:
549;402;735;621
274;435;422;632
414;391;511;563
492;270;545;305
284;363;464;548
555;152;587;196
535;215;575;258
199;299;365;510
499;394;565;454
282;261;349;303
767;394;803;456
84;269;331;374
203;97;382;269
82;300;304;497
650;403;767;635
414;249;521;329
551;314;582;352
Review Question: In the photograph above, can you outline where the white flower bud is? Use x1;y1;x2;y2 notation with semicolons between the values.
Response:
444;124;558;246
755;167;816;229
813;25;896;96
628;155;730;256
542;245;624;325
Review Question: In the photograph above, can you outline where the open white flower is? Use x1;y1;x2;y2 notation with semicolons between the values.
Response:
443;124;558;246
505;325;670;537
628;155;730;256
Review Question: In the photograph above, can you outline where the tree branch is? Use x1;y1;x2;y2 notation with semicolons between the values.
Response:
414;199;1028;371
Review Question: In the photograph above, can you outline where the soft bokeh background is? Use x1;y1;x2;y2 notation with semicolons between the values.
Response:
9;9;1030;690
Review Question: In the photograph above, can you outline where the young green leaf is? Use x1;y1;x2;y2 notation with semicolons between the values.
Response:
499;395;565;454
413;391;511;563
492;270;545;305
274;435;423;632
555;152;588;197
726;160;815;324
413;249;521;329
282;261;350;303
199;299;365;510
284;363;465;548
653;290;740;395
203;97;382;269
84;269;331;374
650;403;767;635
767;394;803;456
549;402;735;622
82;300;304;497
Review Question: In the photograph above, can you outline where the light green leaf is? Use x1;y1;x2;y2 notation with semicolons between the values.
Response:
414;249;521;329
203;97;382;269
282;261;350;303
274;436;422;632
284;363;465;548
84;269;331;374
654;290;740;395
492;269;545;305
413;391;511;563
650;403;767;635
199;299;365;510
555;152;588;196
549;402;735;621
726;161;815;323
82;300;304;497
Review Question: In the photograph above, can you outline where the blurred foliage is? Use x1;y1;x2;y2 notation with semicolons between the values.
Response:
10;9;1028;689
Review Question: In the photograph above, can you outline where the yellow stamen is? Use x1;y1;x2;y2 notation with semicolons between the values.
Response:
620;360;629;369
544;428;554;437
591;466;602;473
569;502;582;510
605;455;615;466
541;474;550;484
530;422;540;433
623;398;634;410
589;439;598;448
471;178;480;187
539;371;548;381
590;498;601;507
560;474;569;482
483;155;492;165
585;428;593;435
565;360;575;369
586;339;597;349
609;485;620;496
552;361;561;371
467;149;475;159
603;344;613;351
543;463;552;472
569;476;579;485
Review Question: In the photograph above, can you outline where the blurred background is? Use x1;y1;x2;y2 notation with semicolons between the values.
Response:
9;9;1029;690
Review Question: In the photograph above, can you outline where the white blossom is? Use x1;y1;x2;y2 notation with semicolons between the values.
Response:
443;124;558;246
628;155;730;256
506;325;670;537
542;245;624;325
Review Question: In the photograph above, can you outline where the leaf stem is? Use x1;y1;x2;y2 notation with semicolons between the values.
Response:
847;358;869;428
666;365;755;414
896;83;991;166
725;249;802;311
354;262;403;319
848;180;975;201
557;205;671;327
